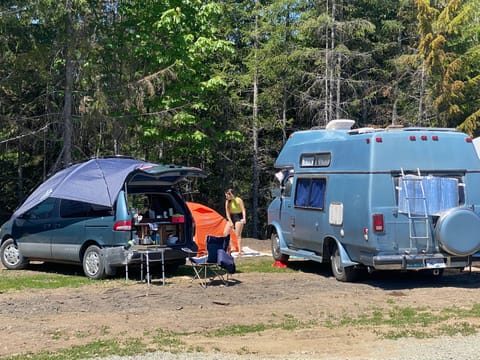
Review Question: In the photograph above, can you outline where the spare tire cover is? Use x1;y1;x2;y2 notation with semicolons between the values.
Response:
435;208;480;256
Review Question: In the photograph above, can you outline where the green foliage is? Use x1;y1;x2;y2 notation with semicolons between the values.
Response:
1;0;480;236
416;0;480;128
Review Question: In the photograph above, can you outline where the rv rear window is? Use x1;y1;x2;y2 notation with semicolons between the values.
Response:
300;153;331;167
395;174;464;215
295;178;326;209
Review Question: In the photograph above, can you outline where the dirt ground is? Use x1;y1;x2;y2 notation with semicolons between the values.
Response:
2;238;480;359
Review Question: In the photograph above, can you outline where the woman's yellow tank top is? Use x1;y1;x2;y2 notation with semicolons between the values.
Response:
229;197;242;213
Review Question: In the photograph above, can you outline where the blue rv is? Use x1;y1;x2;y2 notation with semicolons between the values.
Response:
267;119;480;281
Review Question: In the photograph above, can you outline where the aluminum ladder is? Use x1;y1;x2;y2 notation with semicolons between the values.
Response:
400;168;430;253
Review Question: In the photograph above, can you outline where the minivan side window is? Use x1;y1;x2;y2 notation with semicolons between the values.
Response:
294;178;326;209
23;198;56;220
60;199;112;218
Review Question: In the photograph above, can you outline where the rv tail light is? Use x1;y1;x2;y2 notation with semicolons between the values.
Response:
372;214;384;233
375;137;382;143
113;220;132;231
466;137;472;143
421;135;427;141
432;135;439;141
409;135;416;141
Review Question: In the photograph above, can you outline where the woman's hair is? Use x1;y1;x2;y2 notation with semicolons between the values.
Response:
225;188;235;196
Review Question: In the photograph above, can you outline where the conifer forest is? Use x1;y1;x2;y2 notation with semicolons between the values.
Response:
1;0;480;237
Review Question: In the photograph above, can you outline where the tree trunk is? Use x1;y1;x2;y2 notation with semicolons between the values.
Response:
251;0;260;238
62;0;73;166
324;0;330;126
418;62;426;126
282;86;287;144
329;0;336;122
17;136;24;202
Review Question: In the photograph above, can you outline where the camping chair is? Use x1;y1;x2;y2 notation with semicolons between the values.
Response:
182;234;235;288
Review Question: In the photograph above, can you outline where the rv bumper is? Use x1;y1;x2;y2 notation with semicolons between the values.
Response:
372;254;471;270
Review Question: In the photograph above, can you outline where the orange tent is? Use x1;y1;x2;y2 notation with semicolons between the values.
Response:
186;201;239;253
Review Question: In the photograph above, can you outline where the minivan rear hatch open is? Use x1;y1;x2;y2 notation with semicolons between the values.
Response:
126;165;207;187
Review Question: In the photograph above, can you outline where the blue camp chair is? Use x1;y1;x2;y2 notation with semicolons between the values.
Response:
182;234;235;288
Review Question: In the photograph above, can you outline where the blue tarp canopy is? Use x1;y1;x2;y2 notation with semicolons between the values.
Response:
14;158;156;217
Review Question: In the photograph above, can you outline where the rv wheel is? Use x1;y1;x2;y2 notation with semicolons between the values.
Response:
271;231;289;263
331;246;358;282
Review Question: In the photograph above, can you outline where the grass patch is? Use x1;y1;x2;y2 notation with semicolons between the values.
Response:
235;258;296;273
0;256;289;293
326;304;480;339
176;258;294;277
1;338;146;360
206;313;316;337
151;329;186;352
0;272;91;292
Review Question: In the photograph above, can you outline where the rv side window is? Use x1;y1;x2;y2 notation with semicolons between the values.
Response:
300;153;331;167
294;178;326;209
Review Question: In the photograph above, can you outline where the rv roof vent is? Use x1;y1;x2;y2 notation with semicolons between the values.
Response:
348;127;378;135
385;125;404;131
325;119;355;130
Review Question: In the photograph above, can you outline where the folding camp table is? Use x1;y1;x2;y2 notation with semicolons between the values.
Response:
126;245;171;286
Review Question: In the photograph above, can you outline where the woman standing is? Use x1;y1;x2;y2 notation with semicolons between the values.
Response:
225;188;246;254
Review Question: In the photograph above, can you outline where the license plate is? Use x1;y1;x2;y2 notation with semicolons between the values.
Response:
426;258;446;268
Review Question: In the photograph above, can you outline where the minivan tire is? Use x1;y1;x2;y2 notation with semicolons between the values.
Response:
0;238;29;270
83;245;106;280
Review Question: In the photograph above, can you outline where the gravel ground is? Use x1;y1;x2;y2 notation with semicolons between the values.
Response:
96;333;480;360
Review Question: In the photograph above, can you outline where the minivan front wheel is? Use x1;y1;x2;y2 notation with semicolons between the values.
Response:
1;238;28;270
83;245;106;280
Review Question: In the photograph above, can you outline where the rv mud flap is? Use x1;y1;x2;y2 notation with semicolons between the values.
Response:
335;241;358;268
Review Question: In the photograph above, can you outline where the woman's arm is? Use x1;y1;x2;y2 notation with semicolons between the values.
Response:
225;200;232;222
239;198;246;223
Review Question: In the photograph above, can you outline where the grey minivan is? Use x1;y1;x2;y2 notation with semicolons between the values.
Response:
0;157;206;279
